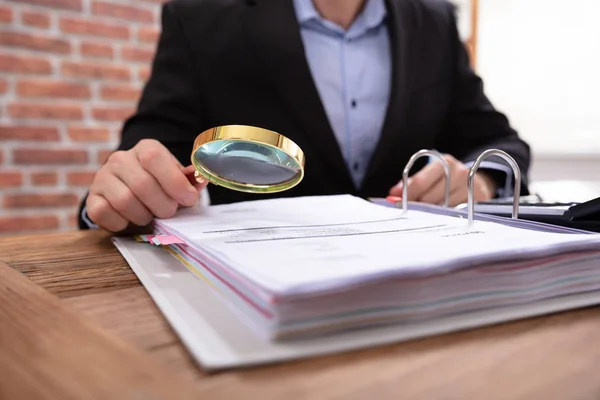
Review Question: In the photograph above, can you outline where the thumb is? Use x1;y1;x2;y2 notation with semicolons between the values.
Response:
177;165;209;209
193;179;209;192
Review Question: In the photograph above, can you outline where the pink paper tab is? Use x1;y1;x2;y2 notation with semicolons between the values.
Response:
134;234;185;246
156;235;185;245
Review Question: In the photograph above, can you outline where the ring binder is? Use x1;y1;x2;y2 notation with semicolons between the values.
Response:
401;148;523;227
402;149;451;212
135;193;600;361
467;149;522;226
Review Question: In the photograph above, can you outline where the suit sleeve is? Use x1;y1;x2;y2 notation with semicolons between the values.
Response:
78;2;205;229
434;3;531;196
117;1;206;163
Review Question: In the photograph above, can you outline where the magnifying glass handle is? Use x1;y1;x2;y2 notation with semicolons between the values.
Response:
186;170;207;186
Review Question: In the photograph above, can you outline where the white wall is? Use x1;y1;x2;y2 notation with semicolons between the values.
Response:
476;0;600;200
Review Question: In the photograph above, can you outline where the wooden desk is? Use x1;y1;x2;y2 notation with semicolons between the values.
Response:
1;230;600;399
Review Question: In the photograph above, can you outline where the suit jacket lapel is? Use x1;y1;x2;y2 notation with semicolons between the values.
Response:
364;0;417;183
242;0;354;189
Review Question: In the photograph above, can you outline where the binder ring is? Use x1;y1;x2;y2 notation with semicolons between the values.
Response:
467;149;521;226
402;149;451;212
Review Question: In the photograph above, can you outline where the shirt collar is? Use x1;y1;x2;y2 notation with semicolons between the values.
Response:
293;0;387;33
293;0;321;24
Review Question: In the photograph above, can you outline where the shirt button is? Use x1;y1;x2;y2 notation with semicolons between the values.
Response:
351;99;357;108
353;162;360;171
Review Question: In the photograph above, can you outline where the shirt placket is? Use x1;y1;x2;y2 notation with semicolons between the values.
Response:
342;30;365;188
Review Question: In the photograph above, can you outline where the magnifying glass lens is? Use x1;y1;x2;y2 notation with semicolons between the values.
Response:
194;139;302;187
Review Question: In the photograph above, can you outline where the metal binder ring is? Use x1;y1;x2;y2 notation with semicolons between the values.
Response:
467;149;522;226
402;149;451;213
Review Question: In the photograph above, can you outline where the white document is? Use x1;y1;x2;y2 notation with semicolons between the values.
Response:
156;195;600;296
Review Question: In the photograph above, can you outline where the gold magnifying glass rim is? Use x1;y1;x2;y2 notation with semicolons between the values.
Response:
191;125;306;193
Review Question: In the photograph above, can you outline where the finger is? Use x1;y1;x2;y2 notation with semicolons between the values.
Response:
473;174;494;202
181;164;209;191
134;140;198;207
193;179;209;192
181;164;196;177
423;163;479;206
449;188;469;207
388;178;407;197
95;173;154;226
419;171;466;206
405;161;447;200
447;183;483;206
419;176;449;205
111;159;180;220
86;193;129;233
446;174;493;206
443;165;471;206
474;172;496;200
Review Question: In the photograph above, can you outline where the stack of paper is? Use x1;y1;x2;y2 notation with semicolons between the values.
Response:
150;195;600;340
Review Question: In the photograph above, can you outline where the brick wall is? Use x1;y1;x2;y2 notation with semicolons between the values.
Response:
0;0;162;235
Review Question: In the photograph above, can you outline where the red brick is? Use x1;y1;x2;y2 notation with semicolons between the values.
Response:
0;79;7;94
0;6;13;23
14;149;88;165
97;149;112;164
92;106;134;122
100;84;140;102
68;126;110;142
4;193;80;208
5;0;82;11
60;16;130;39
61;61;130;81
0;31;70;54
138;66;151;82
92;1;154;23
80;41;113;59
66;212;76;228
66;212;79;228
0;216;60;233
0;172;23;188
31;172;58;185
0;53;52;74
17;79;90;99
22;11;51;29
121;46;154;63
0;125;60;141
137;26;159;44
8;103;83;120
67;171;96;186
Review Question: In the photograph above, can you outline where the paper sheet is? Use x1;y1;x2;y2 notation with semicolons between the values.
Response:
156;195;600;295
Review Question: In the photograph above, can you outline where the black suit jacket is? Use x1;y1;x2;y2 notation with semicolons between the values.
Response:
79;0;530;227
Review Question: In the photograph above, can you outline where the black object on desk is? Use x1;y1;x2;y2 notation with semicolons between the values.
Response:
458;196;600;232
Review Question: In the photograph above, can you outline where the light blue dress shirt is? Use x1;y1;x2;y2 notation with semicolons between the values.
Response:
292;0;513;194
293;0;391;189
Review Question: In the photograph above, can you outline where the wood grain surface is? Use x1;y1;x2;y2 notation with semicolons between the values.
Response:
1;230;600;399
0;260;200;400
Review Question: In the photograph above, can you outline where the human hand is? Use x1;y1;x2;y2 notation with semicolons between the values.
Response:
86;139;208;233
388;154;497;207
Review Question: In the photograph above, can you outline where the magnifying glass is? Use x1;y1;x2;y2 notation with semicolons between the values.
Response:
191;125;306;193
